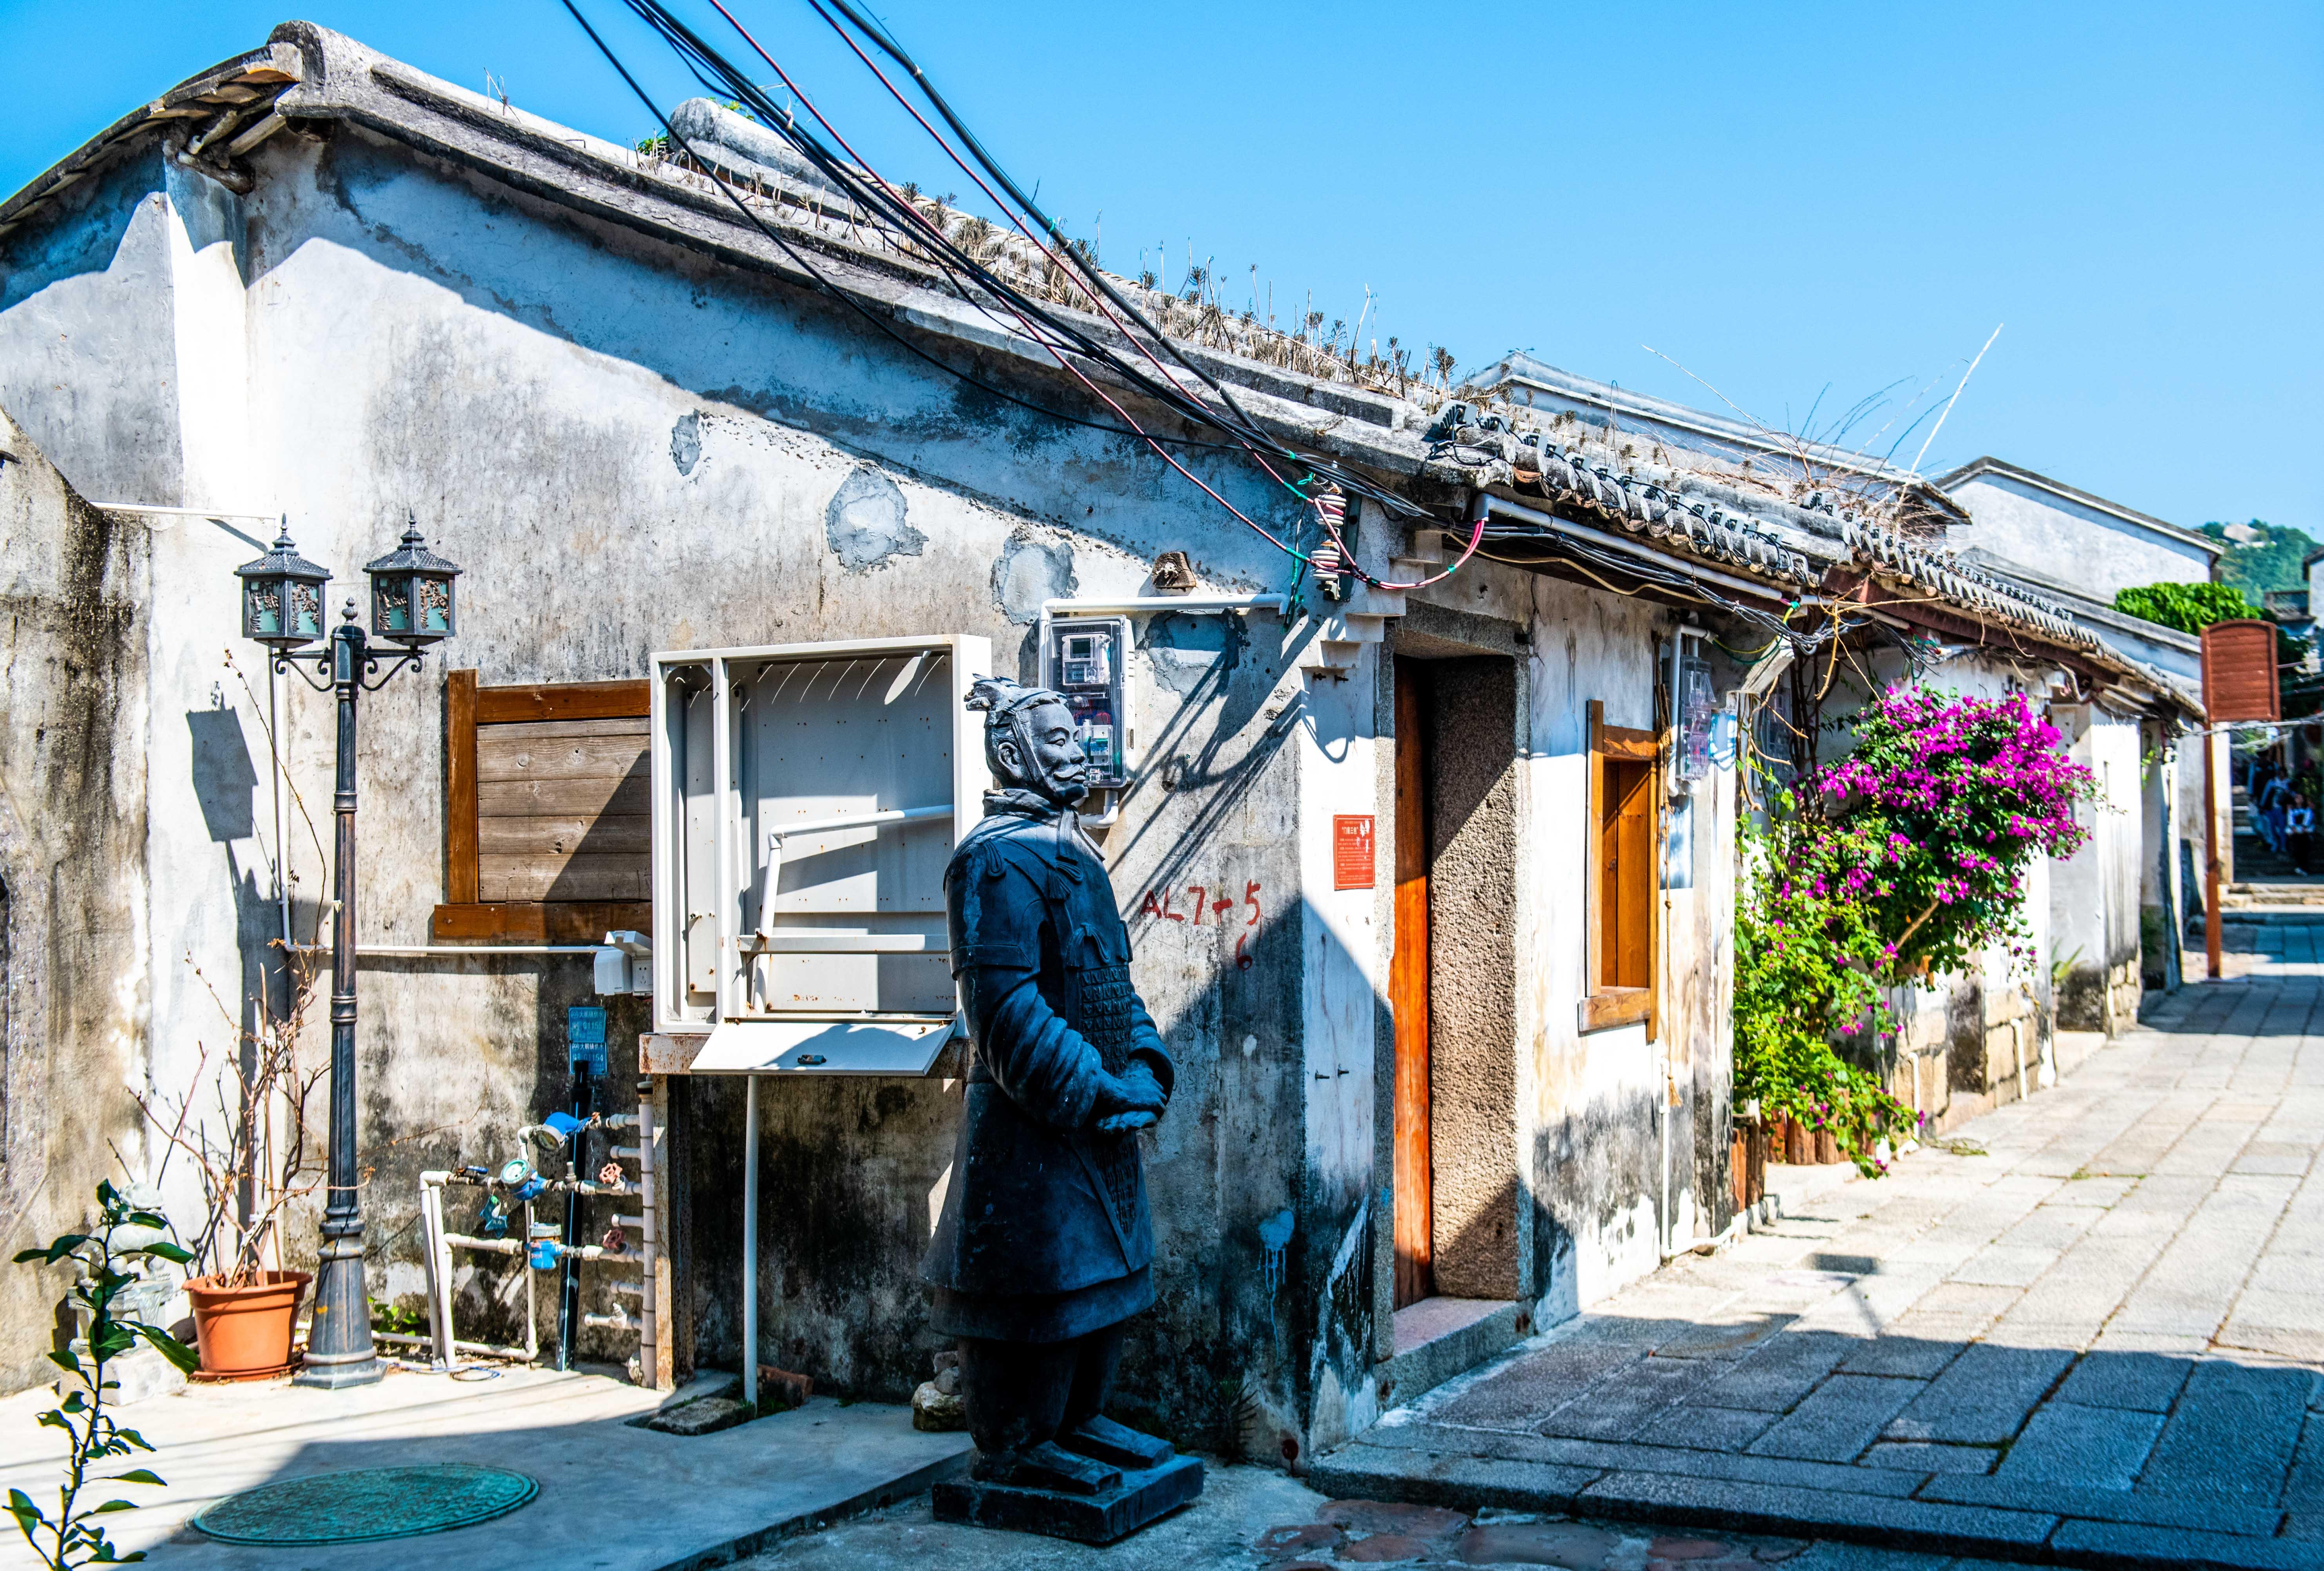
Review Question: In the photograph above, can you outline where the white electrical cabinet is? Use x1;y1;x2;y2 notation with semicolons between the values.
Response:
649;635;991;1074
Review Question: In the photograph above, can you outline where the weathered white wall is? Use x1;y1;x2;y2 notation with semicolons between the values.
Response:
1294;663;1384;1454
0;116;1359;1439
2042;707;2147;1033
1948;472;2213;599
0;412;153;1393
1512;574;1675;1322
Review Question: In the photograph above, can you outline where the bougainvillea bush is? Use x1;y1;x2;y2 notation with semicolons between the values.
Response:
1733;803;1919;1174
1734;686;2097;1174
1816;688;2097;977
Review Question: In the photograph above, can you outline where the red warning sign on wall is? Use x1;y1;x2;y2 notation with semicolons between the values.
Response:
1333;815;1376;890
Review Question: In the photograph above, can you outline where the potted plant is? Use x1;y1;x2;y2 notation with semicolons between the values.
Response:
149;951;325;1374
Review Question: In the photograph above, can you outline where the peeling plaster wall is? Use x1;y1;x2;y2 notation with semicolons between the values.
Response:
0;412;152;1395
1515;575;1677;1322
0;122;1361;1442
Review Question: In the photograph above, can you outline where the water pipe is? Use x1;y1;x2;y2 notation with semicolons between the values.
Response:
743;1073;760;1410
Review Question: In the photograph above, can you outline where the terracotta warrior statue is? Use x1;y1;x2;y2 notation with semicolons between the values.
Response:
922;675;1176;1493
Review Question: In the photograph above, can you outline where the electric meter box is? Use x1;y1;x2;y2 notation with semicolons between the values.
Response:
1042;615;1133;791
649;634;992;1075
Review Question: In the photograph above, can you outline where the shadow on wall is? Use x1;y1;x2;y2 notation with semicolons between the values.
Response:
183;700;296;1259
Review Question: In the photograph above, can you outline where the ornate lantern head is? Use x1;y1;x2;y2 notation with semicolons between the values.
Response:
233;522;331;652
364;515;461;648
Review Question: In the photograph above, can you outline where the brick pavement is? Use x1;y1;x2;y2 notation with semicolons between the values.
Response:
1312;927;2324;1568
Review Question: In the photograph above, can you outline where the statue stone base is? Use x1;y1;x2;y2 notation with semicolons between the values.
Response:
933;1450;1204;1544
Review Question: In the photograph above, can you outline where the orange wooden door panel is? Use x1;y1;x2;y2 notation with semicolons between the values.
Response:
1392;661;1434;1308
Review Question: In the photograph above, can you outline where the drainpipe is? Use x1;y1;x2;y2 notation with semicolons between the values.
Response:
742;1073;759;1410
2204;734;2223;979
1657;635;1674;1259
1658;1077;1673;1261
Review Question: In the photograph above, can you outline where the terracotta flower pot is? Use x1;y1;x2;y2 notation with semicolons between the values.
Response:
186;1270;311;1376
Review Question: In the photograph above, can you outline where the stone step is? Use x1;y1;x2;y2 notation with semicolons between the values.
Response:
1297;638;1373;679
1311;611;1389;645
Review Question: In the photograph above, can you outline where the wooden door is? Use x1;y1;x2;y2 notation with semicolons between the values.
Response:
1392;660;1434;1307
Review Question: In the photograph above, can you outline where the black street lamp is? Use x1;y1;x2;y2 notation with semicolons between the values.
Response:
235;514;461;1390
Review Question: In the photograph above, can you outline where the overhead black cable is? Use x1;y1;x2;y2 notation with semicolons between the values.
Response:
592;0;1372;562
804;0;1288;461
603;0;1453;572
561;0;1257;456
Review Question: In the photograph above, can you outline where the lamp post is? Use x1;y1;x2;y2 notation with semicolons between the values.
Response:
235;516;461;1389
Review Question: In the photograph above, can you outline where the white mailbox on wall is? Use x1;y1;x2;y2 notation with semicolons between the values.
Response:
649;635;991;1074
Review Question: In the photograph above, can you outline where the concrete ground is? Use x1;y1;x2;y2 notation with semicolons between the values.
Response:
0;1362;967;1570
1309;926;2324;1569
732;1464;2053;1569
12;932;2319;1570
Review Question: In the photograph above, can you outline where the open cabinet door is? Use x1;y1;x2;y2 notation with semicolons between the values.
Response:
649;635;991;1074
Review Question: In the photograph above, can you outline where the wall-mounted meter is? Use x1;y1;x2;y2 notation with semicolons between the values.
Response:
1043;616;1133;791
1670;626;1715;795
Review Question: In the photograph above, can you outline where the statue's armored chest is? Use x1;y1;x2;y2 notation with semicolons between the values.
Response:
1045;842;1137;1074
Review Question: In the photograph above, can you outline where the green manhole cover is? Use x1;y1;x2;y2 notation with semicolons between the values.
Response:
193;1463;538;1545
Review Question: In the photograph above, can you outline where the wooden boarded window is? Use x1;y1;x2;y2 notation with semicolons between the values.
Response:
1582;699;1659;1035
2200;619;2280;723
432;672;652;943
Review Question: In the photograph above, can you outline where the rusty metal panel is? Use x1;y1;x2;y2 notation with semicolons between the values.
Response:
2201;619;2279;723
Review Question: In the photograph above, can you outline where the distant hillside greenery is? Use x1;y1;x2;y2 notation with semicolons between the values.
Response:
2113;581;2260;635
2202;519;2318;597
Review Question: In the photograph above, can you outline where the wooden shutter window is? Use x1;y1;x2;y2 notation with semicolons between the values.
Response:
2200;620;2280;723
434;672;653;943
1582;698;1660;1035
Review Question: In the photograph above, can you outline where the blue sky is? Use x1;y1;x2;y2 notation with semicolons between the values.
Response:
4;1;2318;535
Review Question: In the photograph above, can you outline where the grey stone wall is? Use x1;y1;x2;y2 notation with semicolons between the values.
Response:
0;410;152;1394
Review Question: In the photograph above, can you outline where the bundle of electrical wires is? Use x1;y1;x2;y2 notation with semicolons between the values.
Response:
1477;520;1932;671
562;0;1488;591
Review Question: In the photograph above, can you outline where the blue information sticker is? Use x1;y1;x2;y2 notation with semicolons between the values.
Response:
568;1006;608;1071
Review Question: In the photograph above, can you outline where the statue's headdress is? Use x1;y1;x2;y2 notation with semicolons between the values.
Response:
965;674;1060;728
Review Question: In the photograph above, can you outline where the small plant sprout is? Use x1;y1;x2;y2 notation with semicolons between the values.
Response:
9;1181;198;1569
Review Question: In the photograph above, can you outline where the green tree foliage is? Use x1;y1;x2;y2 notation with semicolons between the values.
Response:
2201;519;2317;598
2112;580;2260;635
1734;803;1917;1173
2114;580;2319;720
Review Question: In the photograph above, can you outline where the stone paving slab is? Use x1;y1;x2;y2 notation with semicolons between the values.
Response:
1315;936;2324;1567
733;1465;2043;1569
1352;1418;1932;1497
1992;1401;2161;1488
1919;1474;2282;1536
1572;1472;2060;1556
2047;1517;2324;1570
